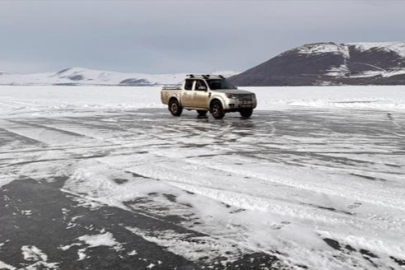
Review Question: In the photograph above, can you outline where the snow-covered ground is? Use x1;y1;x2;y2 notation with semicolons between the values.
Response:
0;85;405;117
0;85;405;269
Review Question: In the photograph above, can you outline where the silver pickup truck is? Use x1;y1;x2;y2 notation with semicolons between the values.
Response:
161;75;257;119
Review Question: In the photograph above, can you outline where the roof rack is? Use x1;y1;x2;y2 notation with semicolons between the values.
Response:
186;74;225;79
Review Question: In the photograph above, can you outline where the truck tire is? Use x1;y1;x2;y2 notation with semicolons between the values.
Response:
210;100;225;119
169;99;182;116
197;110;208;116
240;109;253;118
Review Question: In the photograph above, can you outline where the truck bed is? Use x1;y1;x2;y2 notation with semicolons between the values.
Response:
162;85;181;91
161;85;182;105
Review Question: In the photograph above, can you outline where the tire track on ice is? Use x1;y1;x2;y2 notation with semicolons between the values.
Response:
182;155;405;211
7;120;91;138
113;150;405;234
0;124;45;146
99;152;367;226
96;154;405;270
59;160;289;267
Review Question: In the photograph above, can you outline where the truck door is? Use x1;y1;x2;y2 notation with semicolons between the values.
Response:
192;80;210;108
181;79;195;107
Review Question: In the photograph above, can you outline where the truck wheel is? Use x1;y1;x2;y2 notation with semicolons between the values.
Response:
240;109;253;118
169;99;182;116
210;100;225;119
197;110;208;116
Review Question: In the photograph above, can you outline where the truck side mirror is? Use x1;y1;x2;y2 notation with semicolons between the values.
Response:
198;86;207;91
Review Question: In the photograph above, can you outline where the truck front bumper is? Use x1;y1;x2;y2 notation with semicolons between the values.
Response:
225;99;257;111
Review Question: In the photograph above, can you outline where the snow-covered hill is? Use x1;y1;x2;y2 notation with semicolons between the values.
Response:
231;42;405;86
0;67;238;86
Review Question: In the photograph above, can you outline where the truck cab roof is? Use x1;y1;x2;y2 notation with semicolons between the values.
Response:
186;74;226;80
184;75;238;90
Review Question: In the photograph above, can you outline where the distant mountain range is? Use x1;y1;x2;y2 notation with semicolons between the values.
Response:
0;68;237;86
2;42;405;87
230;42;405;86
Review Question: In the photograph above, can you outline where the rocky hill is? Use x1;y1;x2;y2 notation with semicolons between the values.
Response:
230;42;405;86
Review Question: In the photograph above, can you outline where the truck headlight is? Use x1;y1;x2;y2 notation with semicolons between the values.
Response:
226;93;234;98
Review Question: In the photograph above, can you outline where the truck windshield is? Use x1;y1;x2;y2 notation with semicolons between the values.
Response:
207;79;237;90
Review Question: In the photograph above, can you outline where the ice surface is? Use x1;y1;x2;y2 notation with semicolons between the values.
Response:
0;86;405;120
1;85;405;269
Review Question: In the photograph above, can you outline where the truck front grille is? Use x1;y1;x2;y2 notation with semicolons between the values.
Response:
237;94;253;101
236;94;254;107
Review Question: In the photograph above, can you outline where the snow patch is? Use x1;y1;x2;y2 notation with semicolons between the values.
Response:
126;227;243;263
78;232;122;250
21;245;59;270
325;64;349;77
58;232;123;261
0;261;15;270
77;249;87;261
348;42;405;58
297;43;349;58
22;245;48;262
0;175;15;189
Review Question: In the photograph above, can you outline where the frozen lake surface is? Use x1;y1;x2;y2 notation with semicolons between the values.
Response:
0;86;405;269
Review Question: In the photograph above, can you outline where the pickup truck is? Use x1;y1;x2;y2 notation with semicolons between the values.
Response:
161;75;257;119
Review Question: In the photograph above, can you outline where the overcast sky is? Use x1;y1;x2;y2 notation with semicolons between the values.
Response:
0;0;404;74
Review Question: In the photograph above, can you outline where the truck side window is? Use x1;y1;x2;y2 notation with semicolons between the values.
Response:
195;80;208;91
185;80;194;91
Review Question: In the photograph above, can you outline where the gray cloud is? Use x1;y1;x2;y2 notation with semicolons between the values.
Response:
0;0;404;73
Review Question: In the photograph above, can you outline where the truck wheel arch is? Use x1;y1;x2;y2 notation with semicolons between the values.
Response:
209;98;226;119
169;96;180;106
209;98;224;109
168;97;183;116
